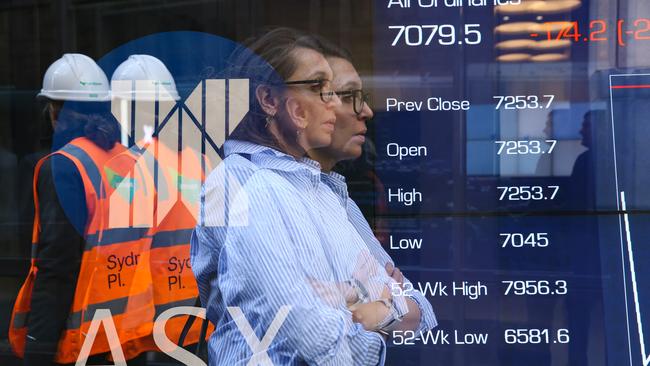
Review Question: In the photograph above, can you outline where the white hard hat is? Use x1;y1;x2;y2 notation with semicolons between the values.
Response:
38;53;110;101
111;55;180;101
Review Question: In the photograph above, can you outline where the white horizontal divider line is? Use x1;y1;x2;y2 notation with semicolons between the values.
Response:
621;191;650;366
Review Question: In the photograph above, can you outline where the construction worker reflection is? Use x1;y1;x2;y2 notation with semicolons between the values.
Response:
106;54;212;360
8;54;145;365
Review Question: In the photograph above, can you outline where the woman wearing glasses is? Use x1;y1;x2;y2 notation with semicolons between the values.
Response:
307;36;437;334
192;28;406;365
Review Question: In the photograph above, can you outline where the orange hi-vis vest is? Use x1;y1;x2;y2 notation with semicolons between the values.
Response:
102;137;212;353
9;137;157;363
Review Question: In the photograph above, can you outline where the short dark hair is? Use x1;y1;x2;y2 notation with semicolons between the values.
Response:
226;27;324;152
50;100;120;151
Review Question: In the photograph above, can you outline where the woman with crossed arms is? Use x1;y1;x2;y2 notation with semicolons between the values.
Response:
192;28;434;365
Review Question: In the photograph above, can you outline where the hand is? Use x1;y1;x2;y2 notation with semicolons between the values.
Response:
349;300;392;331
339;281;361;307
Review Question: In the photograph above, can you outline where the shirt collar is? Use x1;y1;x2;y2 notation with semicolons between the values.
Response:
299;156;322;171
224;139;321;187
224;139;285;158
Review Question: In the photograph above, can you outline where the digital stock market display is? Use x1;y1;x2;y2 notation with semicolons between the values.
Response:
367;1;650;365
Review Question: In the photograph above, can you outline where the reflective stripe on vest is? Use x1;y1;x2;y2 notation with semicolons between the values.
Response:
60;144;105;199
151;229;193;249
86;227;151;247
154;298;197;319
12;296;130;330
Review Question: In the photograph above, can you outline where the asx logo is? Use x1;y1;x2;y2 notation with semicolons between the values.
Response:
108;79;250;229
78;306;291;366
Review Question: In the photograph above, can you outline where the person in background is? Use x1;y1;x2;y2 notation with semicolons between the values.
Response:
535;110;555;176
9;54;147;365
569;110;597;209
307;35;437;334
566;110;604;365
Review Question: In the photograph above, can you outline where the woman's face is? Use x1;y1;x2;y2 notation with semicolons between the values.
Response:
283;47;341;151
326;57;374;161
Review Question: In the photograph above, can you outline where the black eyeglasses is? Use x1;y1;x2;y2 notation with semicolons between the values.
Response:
335;89;370;115
283;79;337;103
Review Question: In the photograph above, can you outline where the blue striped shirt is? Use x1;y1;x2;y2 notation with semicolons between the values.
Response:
191;140;432;365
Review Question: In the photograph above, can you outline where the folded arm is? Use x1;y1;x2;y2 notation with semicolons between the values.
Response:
347;199;438;334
